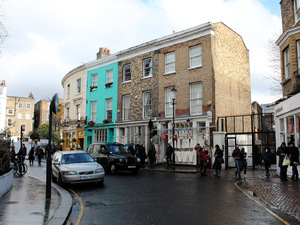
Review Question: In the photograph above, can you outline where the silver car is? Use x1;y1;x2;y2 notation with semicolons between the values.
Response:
52;150;105;186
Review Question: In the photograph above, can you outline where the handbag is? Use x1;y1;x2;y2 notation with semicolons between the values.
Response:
282;155;291;166
217;157;224;164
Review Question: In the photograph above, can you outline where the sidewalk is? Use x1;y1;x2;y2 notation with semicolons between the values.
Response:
0;161;72;225
144;163;300;223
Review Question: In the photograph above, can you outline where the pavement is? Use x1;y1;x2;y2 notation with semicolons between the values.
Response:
0;161;299;224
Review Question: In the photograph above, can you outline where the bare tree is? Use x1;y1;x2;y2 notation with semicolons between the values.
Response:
0;0;8;52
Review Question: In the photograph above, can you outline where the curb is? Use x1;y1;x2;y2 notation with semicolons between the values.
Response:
142;167;200;173
27;174;73;225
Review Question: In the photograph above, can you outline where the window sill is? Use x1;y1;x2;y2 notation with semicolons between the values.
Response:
163;72;176;76
188;65;202;70
122;80;131;84
142;75;153;79
280;77;291;85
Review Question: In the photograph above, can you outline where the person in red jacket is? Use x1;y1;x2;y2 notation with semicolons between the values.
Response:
199;148;207;176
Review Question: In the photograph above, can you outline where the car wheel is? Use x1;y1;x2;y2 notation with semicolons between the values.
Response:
110;163;117;174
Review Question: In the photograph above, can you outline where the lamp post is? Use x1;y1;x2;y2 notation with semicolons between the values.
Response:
170;86;177;168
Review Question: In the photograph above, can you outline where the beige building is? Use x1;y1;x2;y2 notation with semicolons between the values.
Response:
34;100;50;129
6;93;35;143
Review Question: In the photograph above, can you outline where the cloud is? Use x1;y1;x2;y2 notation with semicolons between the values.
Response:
1;0;282;104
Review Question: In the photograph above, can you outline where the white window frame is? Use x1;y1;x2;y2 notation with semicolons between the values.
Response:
77;78;81;94
143;58;153;78
7;109;13;115
94;129;107;142
143;91;152;119
66;107;70;119
7;118;13;127
123;95;131;121
18;103;23;108
92;73;98;87
165;87;174;118
190;82;203;115
26;103;31;109
17;113;22;119
91;101;97;122
165;52;175;74
297;40;300;71
26;114;31;120
284;47;290;79
106;98;112;120
189;44;202;68
295;0;300;22
106;69;113;84
75;104;81;120
123;64;131;82
67;84;70;98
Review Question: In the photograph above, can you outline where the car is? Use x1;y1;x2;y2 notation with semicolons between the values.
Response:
87;142;141;174
51;150;105;186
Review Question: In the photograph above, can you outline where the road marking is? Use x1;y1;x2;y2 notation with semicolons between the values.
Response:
235;181;290;225
68;188;84;225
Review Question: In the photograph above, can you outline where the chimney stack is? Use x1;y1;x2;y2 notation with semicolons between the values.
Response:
96;47;111;60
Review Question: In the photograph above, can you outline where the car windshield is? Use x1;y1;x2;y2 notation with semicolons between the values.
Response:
107;144;129;155
61;153;94;164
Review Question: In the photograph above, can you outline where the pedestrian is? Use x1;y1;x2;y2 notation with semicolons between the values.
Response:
36;146;43;166
10;146;16;163
140;144;147;167
289;142;299;181
199;148;207;176
276;142;289;182
28;147;35;166
262;147;272;177
232;144;242;179
166;143;174;168
213;144;223;177
148;141;156;168
240;148;247;178
194;143;201;170
18;144;27;163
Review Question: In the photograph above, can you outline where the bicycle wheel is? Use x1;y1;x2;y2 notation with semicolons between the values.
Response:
13;164;18;175
17;163;28;176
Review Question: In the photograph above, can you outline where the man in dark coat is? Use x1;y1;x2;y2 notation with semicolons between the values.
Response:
18;144;27;163
289;142;299;181
148;141;156;168
165;143;174;168
232;144;242;179
276;142;289;181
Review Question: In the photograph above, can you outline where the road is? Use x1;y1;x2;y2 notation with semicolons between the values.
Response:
65;169;298;225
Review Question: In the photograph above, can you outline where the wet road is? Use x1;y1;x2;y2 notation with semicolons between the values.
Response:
66;170;297;225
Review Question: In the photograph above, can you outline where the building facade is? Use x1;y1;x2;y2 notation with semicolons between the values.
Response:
0;80;7;133
275;0;300;174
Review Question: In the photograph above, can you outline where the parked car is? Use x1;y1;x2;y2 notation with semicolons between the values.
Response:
87;142;141;174
52;150;105;186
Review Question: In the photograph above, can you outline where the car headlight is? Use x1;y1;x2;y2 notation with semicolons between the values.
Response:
137;158;141;162
63;171;77;175
119;158;126;163
95;168;104;173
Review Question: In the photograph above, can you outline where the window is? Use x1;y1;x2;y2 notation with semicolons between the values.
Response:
295;0;300;21
92;73;98;87
18;113;23;119
7;119;13;127
75;104;81;120
26;103;31;109
297;41;300;71
67;84;70;98
7;109;13;115
143;58;152;77
165;52;175;74
123;95;130;121
123;64;131;82
18;103;23;108
91;101;97;122
106;98;112;120
165;87;174;118
94;129;107;142
190;82;202;115
284;47;290;79
66;107;70;119
106;69;113;84
143;91;152;119
189;45;202;68
77;78;81;94
26;114;31;120
120;128;125;136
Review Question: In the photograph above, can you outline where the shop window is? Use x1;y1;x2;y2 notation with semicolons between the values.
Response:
296;114;300;148
94;129;107;142
280;118;285;143
286;116;295;144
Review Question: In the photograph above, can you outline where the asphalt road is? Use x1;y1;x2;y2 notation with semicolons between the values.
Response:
66;170;297;225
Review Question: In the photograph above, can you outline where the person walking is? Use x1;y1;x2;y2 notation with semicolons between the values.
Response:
289;142;299;181
276;142;289;182
199;148;207;176
10;146;16;163
36;146;43;166
213;144;223;177
194;143;201;171
166;143;174;168
28;147;35;166
262;147;272;177
18;144;27;163
148;141;156;168
232;144;242;179
240;148;248;178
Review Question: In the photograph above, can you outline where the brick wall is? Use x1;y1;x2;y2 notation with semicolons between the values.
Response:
281;0;295;32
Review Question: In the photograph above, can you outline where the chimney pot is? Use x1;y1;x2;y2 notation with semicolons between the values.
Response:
105;48;107;53
108;49;111;54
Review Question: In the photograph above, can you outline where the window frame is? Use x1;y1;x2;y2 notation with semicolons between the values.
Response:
92;73;98;87
297;40;300;71
190;82;203;115
26;113;31;120
106;98;113;120
165;52;175;74
122;95;131;121
295;0;300;22
143;91;152;119
7;118;13;127
123;64;131;82
75;104;81;120
189;44;202;68
67;84;70;98
7;109;13;115
165;87;174;118
18;103;23;108
77;78;82;94
106;69;113;84
143;58;153;78
91;101;97;122
17;113;23;119
26;103;31;109
283;47;290;79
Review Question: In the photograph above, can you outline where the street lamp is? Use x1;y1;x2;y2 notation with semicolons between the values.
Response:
170;86;177;168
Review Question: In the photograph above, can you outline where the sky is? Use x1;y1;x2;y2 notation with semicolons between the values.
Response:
0;0;282;104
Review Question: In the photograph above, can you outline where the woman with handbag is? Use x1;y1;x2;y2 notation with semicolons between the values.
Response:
276;142;289;182
213;144;223;177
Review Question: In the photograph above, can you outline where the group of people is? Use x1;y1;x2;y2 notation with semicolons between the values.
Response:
10;144;44;166
232;144;248;179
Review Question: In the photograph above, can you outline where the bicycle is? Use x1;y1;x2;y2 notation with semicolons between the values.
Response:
12;156;28;176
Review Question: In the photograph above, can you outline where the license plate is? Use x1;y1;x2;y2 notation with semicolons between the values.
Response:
80;175;94;179
128;166;136;168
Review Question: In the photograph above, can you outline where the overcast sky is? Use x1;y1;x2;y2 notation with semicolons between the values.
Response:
0;0;282;104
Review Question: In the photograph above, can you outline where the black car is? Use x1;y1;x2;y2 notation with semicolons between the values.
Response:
87;142;141;174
